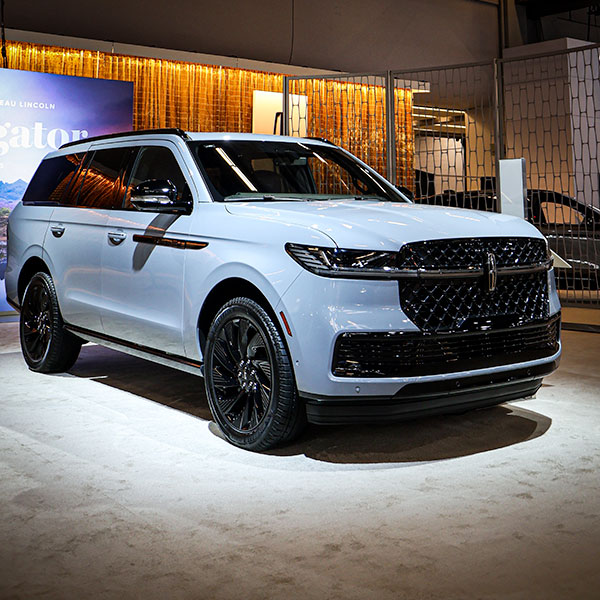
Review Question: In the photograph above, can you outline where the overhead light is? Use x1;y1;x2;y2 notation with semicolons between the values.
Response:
413;105;466;115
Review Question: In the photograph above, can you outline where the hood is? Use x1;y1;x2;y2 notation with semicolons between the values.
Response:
225;199;543;249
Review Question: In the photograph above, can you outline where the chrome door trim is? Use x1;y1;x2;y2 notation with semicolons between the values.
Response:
132;234;208;250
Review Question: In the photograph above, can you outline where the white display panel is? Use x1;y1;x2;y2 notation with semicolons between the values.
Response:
498;158;527;219
252;90;307;137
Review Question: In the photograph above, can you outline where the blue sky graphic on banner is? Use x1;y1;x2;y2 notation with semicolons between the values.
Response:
0;69;133;311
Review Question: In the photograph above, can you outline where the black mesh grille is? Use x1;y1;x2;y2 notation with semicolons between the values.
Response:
398;237;549;332
401;272;549;332
397;237;548;269
332;316;560;378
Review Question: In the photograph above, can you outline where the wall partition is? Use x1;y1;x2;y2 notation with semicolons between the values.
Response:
5;39;598;310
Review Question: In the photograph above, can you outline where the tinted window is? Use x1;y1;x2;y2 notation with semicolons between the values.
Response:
22;154;84;205
61;152;92;207
77;147;133;209
541;201;584;226
124;146;189;208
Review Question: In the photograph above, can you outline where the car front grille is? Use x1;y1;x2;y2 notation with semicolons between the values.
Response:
332;315;560;378
398;237;550;332
331;237;558;378
401;271;549;332
397;237;548;270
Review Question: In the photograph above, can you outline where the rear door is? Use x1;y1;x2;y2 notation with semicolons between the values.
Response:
44;146;135;332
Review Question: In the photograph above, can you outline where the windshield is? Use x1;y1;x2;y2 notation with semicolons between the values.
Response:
187;140;407;202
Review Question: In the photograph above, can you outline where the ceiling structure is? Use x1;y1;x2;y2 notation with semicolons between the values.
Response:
515;0;600;43
3;0;501;73
3;1;597;74
516;1;599;19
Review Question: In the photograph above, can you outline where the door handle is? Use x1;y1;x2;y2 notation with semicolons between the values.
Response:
107;231;127;245
50;225;65;238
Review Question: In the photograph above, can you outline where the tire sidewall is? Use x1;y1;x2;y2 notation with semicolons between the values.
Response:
19;271;80;373
20;273;55;370
205;298;289;450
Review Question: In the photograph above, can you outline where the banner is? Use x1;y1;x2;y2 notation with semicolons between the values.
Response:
0;69;134;311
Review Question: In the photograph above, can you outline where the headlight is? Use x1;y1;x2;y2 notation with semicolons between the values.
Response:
286;243;404;279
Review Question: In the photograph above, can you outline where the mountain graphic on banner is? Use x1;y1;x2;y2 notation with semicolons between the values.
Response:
0;180;28;209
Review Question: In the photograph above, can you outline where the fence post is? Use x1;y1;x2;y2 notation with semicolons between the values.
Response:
385;71;397;185
282;76;290;136
493;58;505;180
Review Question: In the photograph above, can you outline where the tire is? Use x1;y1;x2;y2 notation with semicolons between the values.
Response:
204;297;306;451
20;272;82;373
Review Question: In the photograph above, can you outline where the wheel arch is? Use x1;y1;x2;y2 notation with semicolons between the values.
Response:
197;277;287;355
18;256;51;303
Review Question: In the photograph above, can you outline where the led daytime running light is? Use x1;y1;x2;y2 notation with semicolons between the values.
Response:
286;243;402;278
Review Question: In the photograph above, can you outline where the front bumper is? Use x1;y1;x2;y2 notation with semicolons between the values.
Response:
278;271;562;399
302;359;560;424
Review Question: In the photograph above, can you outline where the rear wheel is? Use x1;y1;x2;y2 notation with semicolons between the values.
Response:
20;272;82;373
204;297;305;451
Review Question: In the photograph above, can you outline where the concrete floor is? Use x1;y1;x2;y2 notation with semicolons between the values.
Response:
1;321;599;600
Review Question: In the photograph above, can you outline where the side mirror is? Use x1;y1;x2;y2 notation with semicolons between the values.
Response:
130;179;191;214
396;185;415;201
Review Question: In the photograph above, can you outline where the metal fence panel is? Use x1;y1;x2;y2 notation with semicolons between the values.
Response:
392;63;497;205
502;47;600;304
285;45;600;308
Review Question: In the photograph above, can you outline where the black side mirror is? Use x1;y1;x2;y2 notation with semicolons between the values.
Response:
130;179;192;214
396;185;414;201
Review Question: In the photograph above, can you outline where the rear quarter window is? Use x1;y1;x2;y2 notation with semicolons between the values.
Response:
21;154;84;205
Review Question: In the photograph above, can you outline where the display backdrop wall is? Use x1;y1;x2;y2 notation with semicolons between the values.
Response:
0;68;133;312
6;41;284;132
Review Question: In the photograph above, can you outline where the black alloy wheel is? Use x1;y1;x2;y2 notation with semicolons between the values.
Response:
20;272;81;373
204;297;305;451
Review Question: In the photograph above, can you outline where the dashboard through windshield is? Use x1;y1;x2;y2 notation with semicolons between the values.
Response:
188;140;406;203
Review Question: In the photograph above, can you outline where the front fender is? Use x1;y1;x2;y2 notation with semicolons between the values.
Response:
182;248;303;361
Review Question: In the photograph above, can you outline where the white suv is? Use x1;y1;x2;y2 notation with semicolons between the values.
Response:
6;129;562;450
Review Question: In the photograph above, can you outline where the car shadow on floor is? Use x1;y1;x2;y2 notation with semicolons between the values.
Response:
68;344;552;464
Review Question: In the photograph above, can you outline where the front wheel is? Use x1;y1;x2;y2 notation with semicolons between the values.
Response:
204;297;305;451
20;272;82;373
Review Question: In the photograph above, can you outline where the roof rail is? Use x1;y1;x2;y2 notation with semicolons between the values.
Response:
306;136;334;145
60;128;191;149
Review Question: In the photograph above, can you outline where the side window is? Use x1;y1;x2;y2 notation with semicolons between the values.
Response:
77;147;133;209
541;201;584;226
62;152;92;207
124;146;189;208
21;153;84;205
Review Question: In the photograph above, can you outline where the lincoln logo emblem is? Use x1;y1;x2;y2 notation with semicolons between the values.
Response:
486;252;498;292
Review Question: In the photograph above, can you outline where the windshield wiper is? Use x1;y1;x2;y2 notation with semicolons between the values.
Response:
223;195;305;202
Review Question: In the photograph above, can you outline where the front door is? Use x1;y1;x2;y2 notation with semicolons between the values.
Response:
100;143;194;356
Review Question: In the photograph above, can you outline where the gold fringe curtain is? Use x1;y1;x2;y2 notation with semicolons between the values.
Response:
395;88;414;189
6;41;412;184
6;40;284;132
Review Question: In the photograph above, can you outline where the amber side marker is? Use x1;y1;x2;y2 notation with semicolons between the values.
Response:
280;311;293;337
132;234;208;250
